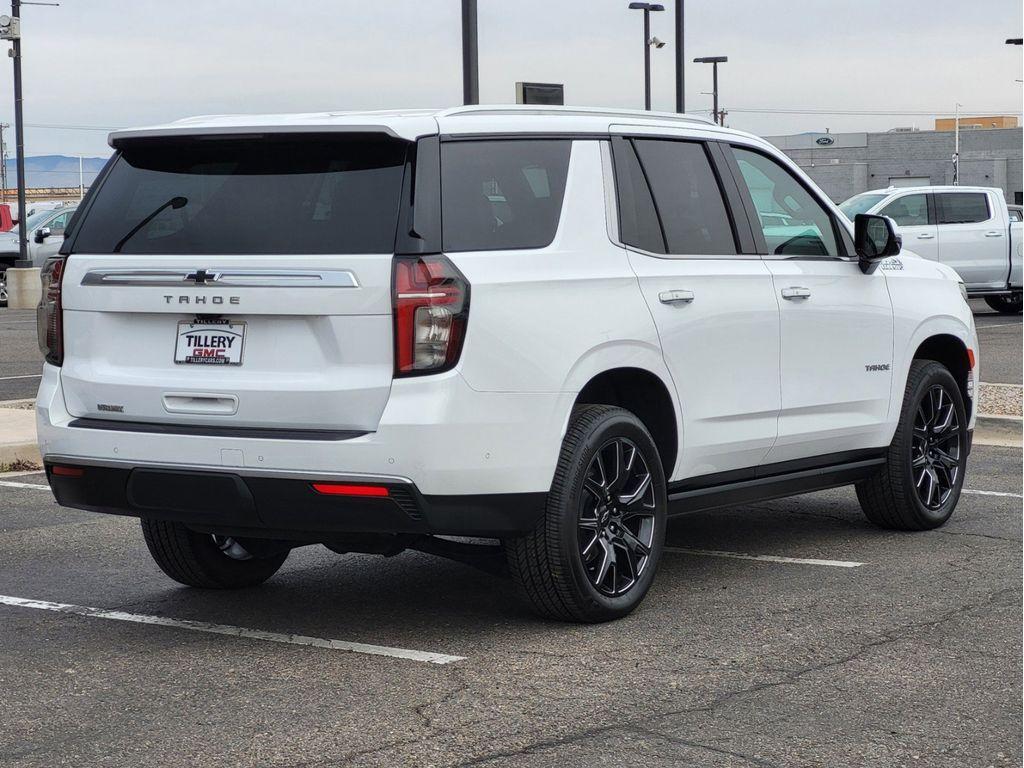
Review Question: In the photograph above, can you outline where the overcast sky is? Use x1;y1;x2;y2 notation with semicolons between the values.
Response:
0;0;1021;160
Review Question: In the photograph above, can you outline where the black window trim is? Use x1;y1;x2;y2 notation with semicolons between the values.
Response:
609;134;758;261
726;142;854;262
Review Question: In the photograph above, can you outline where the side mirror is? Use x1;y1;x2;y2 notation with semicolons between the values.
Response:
34;227;51;244
854;213;901;274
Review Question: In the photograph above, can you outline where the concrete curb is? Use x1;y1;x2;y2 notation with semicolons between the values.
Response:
974;414;1023;448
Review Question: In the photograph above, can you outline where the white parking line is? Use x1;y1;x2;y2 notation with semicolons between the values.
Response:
962;489;1023;498
665;547;864;568
0;594;466;665
0;374;41;381
977;322;1022;330
0;480;49;490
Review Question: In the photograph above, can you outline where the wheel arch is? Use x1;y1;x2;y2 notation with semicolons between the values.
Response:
911;332;972;413
572;366;679;480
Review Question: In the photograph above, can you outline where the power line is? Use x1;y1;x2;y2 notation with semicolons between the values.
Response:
716;107;1023;117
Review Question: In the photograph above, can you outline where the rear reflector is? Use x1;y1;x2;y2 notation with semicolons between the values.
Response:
967;349;976;370
50;465;85;478
311;483;389;498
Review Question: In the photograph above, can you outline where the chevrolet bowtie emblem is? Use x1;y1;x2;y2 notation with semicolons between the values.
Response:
185;269;221;284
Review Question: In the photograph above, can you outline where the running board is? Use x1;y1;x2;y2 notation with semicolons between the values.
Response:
667;457;886;515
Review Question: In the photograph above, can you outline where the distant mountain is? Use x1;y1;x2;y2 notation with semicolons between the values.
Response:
3;155;110;189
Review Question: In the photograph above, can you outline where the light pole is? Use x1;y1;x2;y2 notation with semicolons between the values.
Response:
628;2;665;111
461;0;479;105
694;55;727;125
674;0;684;113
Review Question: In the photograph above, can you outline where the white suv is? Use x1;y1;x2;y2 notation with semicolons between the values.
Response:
36;106;979;622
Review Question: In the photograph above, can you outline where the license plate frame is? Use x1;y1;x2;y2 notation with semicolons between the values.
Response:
174;320;246;366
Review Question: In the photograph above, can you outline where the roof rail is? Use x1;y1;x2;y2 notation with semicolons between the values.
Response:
437;104;715;125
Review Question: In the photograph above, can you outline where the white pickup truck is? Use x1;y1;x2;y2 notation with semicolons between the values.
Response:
841;186;1022;314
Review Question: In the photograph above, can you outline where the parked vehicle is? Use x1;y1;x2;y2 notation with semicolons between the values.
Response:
0;204;77;306
0;203;13;232
840;186;1022;314
37;107;978;621
1008;205;1022;223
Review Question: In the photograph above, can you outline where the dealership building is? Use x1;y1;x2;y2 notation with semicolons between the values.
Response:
766;117;1023;206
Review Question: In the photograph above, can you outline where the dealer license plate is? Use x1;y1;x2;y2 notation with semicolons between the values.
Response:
174;320;246;365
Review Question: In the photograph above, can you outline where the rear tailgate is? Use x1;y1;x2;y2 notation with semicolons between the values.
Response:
58;133;410;433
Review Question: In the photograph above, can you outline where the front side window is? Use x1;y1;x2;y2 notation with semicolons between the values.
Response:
732;147;839;258
71;135;409;255
46;211;71;235
441;139;571;252
880;194;929;226
632;139;737;256
936;193;991;225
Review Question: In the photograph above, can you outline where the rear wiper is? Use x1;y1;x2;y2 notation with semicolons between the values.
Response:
112;196;188;253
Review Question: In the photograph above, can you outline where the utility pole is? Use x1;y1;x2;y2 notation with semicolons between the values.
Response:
8;1;27;261
461;0;479;105
78;154;83;200
0;122;8;203
953;101;961;186
674;0;684;112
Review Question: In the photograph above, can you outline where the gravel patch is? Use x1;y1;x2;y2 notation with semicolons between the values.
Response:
980;383;1023;418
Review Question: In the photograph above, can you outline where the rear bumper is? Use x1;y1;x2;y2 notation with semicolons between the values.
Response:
37;363;573;497
45;459;547;538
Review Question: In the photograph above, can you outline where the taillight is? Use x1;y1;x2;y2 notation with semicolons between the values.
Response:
37;256;66;366
393;255;469;376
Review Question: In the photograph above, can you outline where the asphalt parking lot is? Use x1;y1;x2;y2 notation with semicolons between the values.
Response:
0;444;1021;767
0;301;1021;767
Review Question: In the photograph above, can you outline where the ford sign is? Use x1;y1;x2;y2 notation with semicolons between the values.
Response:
815;135;836;146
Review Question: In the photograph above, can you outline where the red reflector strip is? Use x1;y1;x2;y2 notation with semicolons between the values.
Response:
967;349;976;370
51;465;84;477
311;483;389;498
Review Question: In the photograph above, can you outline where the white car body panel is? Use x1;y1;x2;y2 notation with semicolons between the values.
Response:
38;106;978;511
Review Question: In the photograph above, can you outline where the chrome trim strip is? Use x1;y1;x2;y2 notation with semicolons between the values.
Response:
81;269;360;288
43;453;413;485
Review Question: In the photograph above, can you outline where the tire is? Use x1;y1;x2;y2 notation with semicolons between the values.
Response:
856;360;968;531
140;518;289;589
505;405;668;622
984;293;1022;315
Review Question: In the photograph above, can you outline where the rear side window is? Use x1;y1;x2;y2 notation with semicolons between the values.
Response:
880;194;929;226
441;139;571;252
936;193;990;225
612;138;666;253
633;139;736;256
71;135;409;255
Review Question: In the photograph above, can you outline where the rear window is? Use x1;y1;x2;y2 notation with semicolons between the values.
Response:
70;135;408;255
441;139;571;252
936;192;991;225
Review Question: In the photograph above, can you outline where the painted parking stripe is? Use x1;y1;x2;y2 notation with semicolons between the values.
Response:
0;374;41;381
962;489;1023;498
0;594;466;665
0;480;50;490
665;547;864;568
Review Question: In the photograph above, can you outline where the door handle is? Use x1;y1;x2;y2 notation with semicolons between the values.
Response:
916;233;935;240
659;289;694;305
781;287;811;300
984;231;1004;238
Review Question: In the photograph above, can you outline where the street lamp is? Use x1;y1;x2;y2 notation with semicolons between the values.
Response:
628;2;665;110
693;55;728;125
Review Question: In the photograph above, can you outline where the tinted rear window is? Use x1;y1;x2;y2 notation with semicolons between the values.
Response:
441;139;571;252
936;192;990;225
71;135;408;254
633;139;737;256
